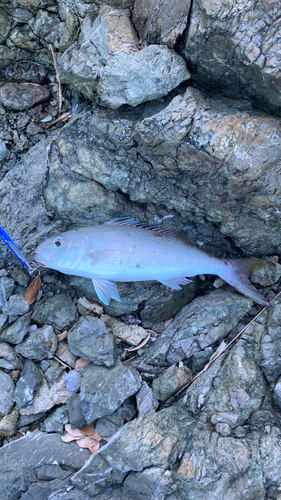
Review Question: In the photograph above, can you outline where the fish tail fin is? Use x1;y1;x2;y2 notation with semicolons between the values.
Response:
218;259;270;307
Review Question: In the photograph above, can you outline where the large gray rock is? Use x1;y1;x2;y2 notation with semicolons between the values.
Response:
68;316;117;367
260;298;281;383
72;406;196;496
2;294;30;318
19;374;69;416
0;313;31;344
31;294;77;331
15;325;57;360
0;82;50;110
0;277;14;309
14;359;43;408
0;139;8;162
182;0;281;116
0;370;14;416
79;360;141;423
0;430;90;500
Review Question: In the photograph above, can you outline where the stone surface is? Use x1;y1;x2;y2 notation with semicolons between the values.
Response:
0;139;8;161
136;381;159;416
14;359;43;408
152;363;192;401
0;342;22;370
133;0;191;47
0;407;18;437
96;412;125;438
64;370;82;392
15;325;57;360
101;314;148;345
0;430;90;500
260;299;281;383
0;83;50;111
80;360;141;423
42;405;69;433
0;371;14;416
19;375;69;416
0;277;14;309
183;0;281;116
32;294;77;331
0;313;31;344
67;392;86;429
251;260;281;286
72;406;196;495
2;294;30;318
98;45;190;109
68;316;117;367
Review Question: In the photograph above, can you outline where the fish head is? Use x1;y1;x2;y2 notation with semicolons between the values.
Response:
33;230;88;272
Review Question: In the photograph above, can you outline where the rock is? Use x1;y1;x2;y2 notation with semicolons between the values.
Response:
0;313;31;344
133;0;191;47
0;430;91;500
44;359;66;383
152;363;192;401
68;316;117;367
67;392;87;429
64;370;82;392
79;360;141;423
0;407;18;437
0;83;50;111
143;288;253;366
251;260;281;286
136;381;159;416
116;396;137;422
98;45;190;109
96;412;125;438
42;405;68;433
72;406;196;495
31;294;77;331
18;411;46;428
273;378;281;409
0;139;8;161
123;467;170;499
0;11;12;44
2;294;30;318
183;0;281;116
0;371;14;416
0;277;14;308
14;359;43;408
101;314;148;346
55;341;77;368
0;315;7;333
19;374;69;416
260;299;281;382
0;342;22;370
15;325;57;360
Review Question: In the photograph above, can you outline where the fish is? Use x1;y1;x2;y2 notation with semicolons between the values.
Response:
33;218;269;307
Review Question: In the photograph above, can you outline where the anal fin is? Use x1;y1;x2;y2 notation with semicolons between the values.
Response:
159;276;193;291
92;279;121;305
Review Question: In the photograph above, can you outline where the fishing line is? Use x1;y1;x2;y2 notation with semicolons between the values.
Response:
0;224;40;274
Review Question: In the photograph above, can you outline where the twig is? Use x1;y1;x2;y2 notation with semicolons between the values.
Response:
50;44;62;115
53;355;72;369
45;112;71;129
174;290;281;398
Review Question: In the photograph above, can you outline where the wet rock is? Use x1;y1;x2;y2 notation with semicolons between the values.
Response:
79;360;141;423
2;294;30;318
67;392;87;429
101;314;148;346
136;381;159;416
0;430;91;500
0;407;19;437
98;45;190;109
0;83;50;111
15;325;57;360
0;139;8;161
133;0;191;47
144;288;252;366
0;277;14;308
32;294;77;331
72;406;196;495
42;405;68;433
0;371;14;416
68;316;116;367
0;342;22;370
0;312;31;344
14;359;43;408
183;0;281;116
19;374;69;416
64;370;82;392
152;363;192;401
96;412;125;438
260;299;281;382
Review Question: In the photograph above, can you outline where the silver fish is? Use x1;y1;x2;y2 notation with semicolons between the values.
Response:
33;218;269;306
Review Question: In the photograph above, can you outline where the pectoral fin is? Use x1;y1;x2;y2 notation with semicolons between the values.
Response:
92;279;121;305
159;277;193;291
88;249;114;265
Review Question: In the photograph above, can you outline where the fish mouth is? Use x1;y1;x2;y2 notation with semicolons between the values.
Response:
33;250;51;267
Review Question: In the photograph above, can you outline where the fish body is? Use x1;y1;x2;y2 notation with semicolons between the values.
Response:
34;218;269;306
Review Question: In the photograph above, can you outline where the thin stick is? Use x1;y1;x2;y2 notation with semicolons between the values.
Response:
50;44;62;115
174;291;281;398
53;355;72;369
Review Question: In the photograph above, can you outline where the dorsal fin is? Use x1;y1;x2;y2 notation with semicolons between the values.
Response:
104;218;193;245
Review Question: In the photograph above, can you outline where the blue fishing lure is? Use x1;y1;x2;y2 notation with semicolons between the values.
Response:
0;225;30;269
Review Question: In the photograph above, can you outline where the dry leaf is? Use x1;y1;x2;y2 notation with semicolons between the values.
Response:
57;330;68;341
164;318;173;329
65;424;85;437
78;297;103;315
79;424;97;436
126;332;151;352
61;433;81;442
75;357;91;370
62;422;103;454
25;276;42;304
77;436;99;449
89;443;100;454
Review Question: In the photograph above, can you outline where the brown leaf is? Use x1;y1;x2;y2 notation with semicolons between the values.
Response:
75;357;91;370
64;424;85;438
25;276;42;305
76;436;99;449
80;424;97;436
89;443;100;454
61;433;81;442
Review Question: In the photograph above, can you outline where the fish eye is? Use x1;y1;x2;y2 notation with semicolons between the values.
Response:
53;238;64;248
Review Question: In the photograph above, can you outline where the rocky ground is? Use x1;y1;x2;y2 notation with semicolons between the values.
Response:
1;0;281;499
